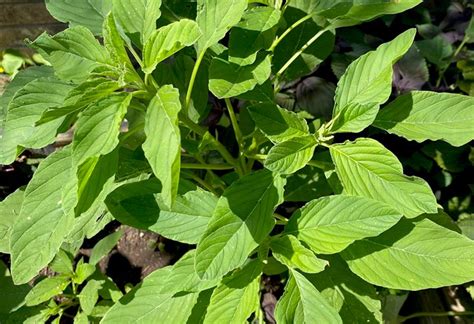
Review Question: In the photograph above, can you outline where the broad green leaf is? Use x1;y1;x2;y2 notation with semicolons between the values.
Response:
25;277;70;306
342;219;474;290
50;250;74;275
143;19;202;74
374;91;474;147
101;266;200;323
112;0;162;46
272;7;335;81
330;29;416;133
10;148;77;285
73;94;131;166
330;0;422;28
275;270;342;324
228;6;281;65
203;260;262;323
0;261;30;315
142;85;182;208
416;35;453;67
161;251;220;293
196;0;247;53
209;54;271;98
265;135;317;175
73;260;96;285
45;0;109;35
195;170;285;280
152;190;218;244
247;103;309;143
79;280;102;315
0;189;24;253
289;0;352;19
286;195;402;254
284;166;333;202
29;26;110;83
89;230;123;265
270;235;328;273
329;138;437;217
458;214;474;240
37;78;122;125
0;77;74;165
308;255;383;323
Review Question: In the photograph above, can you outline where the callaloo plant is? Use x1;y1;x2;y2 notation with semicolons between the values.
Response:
1;0;474;322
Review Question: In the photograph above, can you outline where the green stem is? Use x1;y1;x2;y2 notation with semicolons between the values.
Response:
225;98;247;174
188;173;219;195
399;311;474;322
185;50;206;114
273;26;330;87
181;163;234;170
127;44;143;68
274;213;288;223
269;14;313;51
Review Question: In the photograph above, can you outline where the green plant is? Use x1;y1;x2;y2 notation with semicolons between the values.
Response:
1;0;474;323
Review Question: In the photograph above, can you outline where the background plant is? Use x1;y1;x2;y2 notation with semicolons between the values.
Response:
0;0;473;323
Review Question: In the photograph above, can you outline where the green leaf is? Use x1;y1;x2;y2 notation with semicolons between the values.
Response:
45;0;109;35
89;230;123;265
209;54;271;99
374;91;474;147
142;85;182;208
0;77;74;165
10;148;77;285
73;260;96;285
0;261;30;315
416;35;453;67
270;235;328;273
25;276;70;306
203;260;262;323
308;255;383;323
286;195;402;254
272;7;335;81
330;29;416;133
228;6;281;65
275;270;342;324
247;103;309;144
50;250;74;275
0;189;24;253
112;0;162;46
152;190;218;244
79;280;102;315
195;170;285;280
143;19;202;74
196;0;248;53
284;166;333;202
73;94;131;166
329;138;437;218
342;219;474;290
265;136;317;175
29;26;110;83
101;267;200;323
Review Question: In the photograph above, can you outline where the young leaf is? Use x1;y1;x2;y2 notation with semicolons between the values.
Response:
143;19;202;74
247;103;309;144
0;77;74;165
79;280;103;315
275;270;342;324
308;255;383;323
45;0;109;35
374;91;474;147
0;189;24;253
286;195;402;254
10;148;77;285
228;6;281;65
196;0;247;53
50;249;74;275
112;0;162;46
270;235;328;273
330;29;416;134
329;138;437;218
265;135;317;175
101;266;200;323
152;190;218;244
25;276;70;306
89;229;123;266
29;26;110;83
73;93;131;166
142;85;182;208
203;259;262;323
195;170;285;280
342;219;474;290
209;54;271;99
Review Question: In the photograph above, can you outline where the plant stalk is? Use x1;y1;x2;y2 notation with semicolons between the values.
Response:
185;50;206;114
